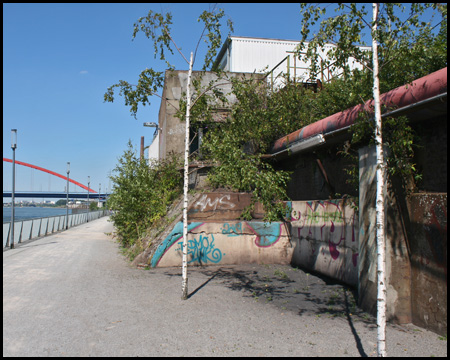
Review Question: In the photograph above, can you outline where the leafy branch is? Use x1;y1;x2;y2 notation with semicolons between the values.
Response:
104;7;233;118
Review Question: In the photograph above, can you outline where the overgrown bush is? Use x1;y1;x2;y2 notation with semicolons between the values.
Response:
198;73;372;221
108;141;182;249
89;202;99;211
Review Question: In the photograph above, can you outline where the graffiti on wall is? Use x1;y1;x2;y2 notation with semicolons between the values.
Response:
290;200;358;267
174;234;223;264
151;220;285;267
221;222;283;247
150;222;204;268
246;222;283;247
221;222;242;236
193;194;236;212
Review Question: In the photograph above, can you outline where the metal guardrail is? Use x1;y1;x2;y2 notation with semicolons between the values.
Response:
3;210;109;248
265;51;342;91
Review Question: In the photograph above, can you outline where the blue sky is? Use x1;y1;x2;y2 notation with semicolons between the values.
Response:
2;3;442;198
3;3;309;197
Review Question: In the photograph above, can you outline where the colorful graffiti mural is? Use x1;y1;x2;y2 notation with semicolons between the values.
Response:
290;200;357;263
221;222;283;247
175;234;223;264
150;222;204;268
149;198;358;283
245;222;283;248
151;220;288;267
289;199;358;286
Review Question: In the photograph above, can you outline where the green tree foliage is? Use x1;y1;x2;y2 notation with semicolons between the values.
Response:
89;202;99;211
197;72;367;219
298;3;447;192
105;4;446;226
55;199;66;206
199;76;325;221
107;141;182;248
104;6;232;119
298;3;447;88
104;6;233;270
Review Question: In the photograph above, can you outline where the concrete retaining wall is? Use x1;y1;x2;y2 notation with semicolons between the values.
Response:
407;193;447;335
149;192;358;287
150;220;292;268
289;199;359;286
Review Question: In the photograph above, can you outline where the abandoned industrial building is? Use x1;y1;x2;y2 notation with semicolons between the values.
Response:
139;36;447;336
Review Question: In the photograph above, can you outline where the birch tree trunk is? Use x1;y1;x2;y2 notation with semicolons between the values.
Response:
181;52;194;300
372;3;387;357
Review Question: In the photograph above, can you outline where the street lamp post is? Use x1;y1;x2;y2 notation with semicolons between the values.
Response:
87;176;90;222
66;162;70;230
143;122;161;131
99;183;101;208
7;129;17;249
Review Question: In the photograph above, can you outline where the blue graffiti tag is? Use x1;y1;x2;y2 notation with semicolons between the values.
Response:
221;222;243;236
150;222;204;267
177;234;223;264
246;222;282;247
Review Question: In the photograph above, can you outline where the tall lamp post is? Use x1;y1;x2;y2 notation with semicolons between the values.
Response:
99;183;101;208
87;176;90;222
7;129;17;249
66;162;70;230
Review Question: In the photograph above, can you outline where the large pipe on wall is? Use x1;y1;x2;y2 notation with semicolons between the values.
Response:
271;67;447;155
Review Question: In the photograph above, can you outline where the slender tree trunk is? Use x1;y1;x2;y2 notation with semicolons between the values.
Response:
372;3;387;357
181;52;194;300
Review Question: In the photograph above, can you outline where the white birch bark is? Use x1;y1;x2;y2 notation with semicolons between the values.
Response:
372;3;387;357
181;52;194;300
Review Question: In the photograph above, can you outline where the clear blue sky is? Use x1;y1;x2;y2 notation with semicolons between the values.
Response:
2;3;442;198
3;3;309;196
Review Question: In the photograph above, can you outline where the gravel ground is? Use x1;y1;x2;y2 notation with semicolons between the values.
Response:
3;217;447;357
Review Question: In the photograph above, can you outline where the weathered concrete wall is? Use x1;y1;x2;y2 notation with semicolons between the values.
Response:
158;70;183;160
289;199;359;286
150;192;359;289
358;146;378;316
358;145;413;324
150;220;292;268
277;145;359;201
187;192;265;221
413;115;447;192
407;193;447;335
158;70;260;160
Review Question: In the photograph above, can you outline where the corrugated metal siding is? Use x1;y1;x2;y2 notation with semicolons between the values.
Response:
225;36;370;83
230;37;300;73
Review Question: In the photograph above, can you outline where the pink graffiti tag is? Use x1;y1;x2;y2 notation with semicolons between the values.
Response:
293;200;357;263
322;220;341;260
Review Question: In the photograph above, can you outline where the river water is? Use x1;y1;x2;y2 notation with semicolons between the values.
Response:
3;207;74;222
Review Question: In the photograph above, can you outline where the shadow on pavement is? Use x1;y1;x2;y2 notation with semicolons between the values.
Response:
163;264;375;357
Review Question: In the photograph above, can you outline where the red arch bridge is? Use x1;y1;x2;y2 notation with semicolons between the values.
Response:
3;158;108;200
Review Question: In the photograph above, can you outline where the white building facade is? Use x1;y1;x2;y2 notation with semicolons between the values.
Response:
147;131;159;164
213;36;371;88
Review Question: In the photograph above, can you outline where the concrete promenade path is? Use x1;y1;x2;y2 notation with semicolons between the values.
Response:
3;216;447;357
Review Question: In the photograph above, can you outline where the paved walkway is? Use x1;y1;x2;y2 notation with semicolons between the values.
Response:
3;217;447;357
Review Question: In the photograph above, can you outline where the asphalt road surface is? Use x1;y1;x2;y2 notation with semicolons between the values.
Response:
3;217;447;357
